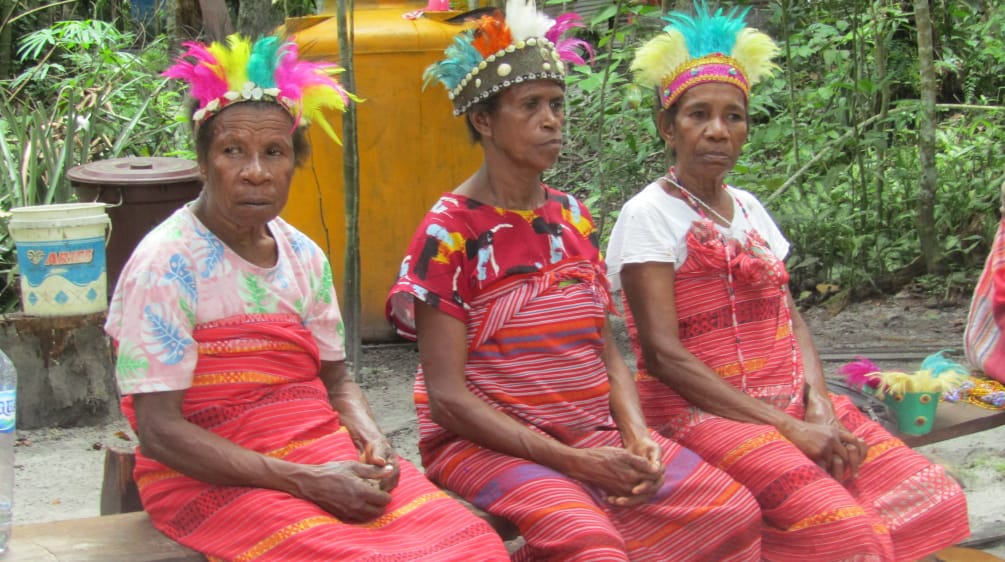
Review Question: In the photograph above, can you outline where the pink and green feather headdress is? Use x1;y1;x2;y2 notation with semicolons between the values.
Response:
424;0;594;116
163;34;360;143
632;1;779;110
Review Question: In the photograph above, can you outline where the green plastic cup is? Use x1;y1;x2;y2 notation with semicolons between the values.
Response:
882;391;939;435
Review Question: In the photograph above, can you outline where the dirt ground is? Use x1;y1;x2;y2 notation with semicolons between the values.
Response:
12;290;1005;557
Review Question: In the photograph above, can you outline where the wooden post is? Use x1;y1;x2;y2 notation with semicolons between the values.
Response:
100;447;143;515
336;0;362;379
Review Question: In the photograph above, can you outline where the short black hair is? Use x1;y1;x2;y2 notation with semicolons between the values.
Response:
189;99;312;168
464;94;501;143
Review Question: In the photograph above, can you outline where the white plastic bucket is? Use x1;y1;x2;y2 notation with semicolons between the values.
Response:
7;203;111;316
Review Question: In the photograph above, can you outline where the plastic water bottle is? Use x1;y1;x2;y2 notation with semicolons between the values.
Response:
0;349;15;553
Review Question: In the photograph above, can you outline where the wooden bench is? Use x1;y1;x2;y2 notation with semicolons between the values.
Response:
6;447;518;561
901;399;1005;447
7;511;203;562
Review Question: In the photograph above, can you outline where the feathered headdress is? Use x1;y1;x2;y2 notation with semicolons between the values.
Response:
631;1;779;110
162;34;360;143
424;0;594;116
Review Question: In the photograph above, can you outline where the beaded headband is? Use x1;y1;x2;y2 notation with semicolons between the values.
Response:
163;34;359;143
424;0;594;116
632;1;779;110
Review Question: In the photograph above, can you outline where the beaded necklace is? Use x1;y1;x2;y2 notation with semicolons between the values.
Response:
662;168;799;396
661;174;733;227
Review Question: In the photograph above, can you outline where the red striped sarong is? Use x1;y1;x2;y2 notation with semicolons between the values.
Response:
965;216;1005;382
122;314;508;561
626;227;970;561
417;261;762;561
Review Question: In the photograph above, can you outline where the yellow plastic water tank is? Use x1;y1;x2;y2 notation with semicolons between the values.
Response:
283;2;482;341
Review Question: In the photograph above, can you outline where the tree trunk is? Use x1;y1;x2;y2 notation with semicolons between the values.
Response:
172;0;232;43
781;0;801;186
914;0;941;274
0;0;13;79
872;0;891;225
237;0;282;38
199;0;233;41
336;0;362;379
850;4;868;233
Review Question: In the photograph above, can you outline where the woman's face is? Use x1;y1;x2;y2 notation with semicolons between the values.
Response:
659;82;748;182
475;79;565;172
197;103;296;229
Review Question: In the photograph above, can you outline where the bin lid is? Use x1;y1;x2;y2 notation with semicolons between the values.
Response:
67;157;200;186
289;4;471;54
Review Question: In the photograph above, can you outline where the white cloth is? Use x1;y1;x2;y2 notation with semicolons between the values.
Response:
606;181;790;291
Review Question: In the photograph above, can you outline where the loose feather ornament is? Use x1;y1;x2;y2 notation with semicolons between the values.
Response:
836;356;883;390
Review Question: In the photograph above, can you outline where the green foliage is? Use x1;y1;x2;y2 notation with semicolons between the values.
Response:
745;0;1005;297
937;4;1005;105
964;452;1005;479
15;18;117;62
544;2;665;237
552;0;1005;301
0;19;188;310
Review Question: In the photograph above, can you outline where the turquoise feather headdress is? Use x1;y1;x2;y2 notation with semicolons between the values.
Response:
163;34;361;143
424;0;594;116
632;1;779;109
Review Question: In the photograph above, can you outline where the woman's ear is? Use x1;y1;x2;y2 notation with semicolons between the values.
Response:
468;108;493;139
656;109;675;148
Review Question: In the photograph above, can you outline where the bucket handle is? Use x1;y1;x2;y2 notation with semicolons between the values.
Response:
85;186;124;209
81;187;117;244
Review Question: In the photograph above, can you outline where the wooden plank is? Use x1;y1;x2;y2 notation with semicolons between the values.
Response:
902;402;1005;447
819;347;964;363
7;512;203;562
932;546;1005;561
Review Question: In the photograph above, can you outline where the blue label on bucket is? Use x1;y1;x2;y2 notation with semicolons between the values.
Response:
0;390;14;433
17;236;106;287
